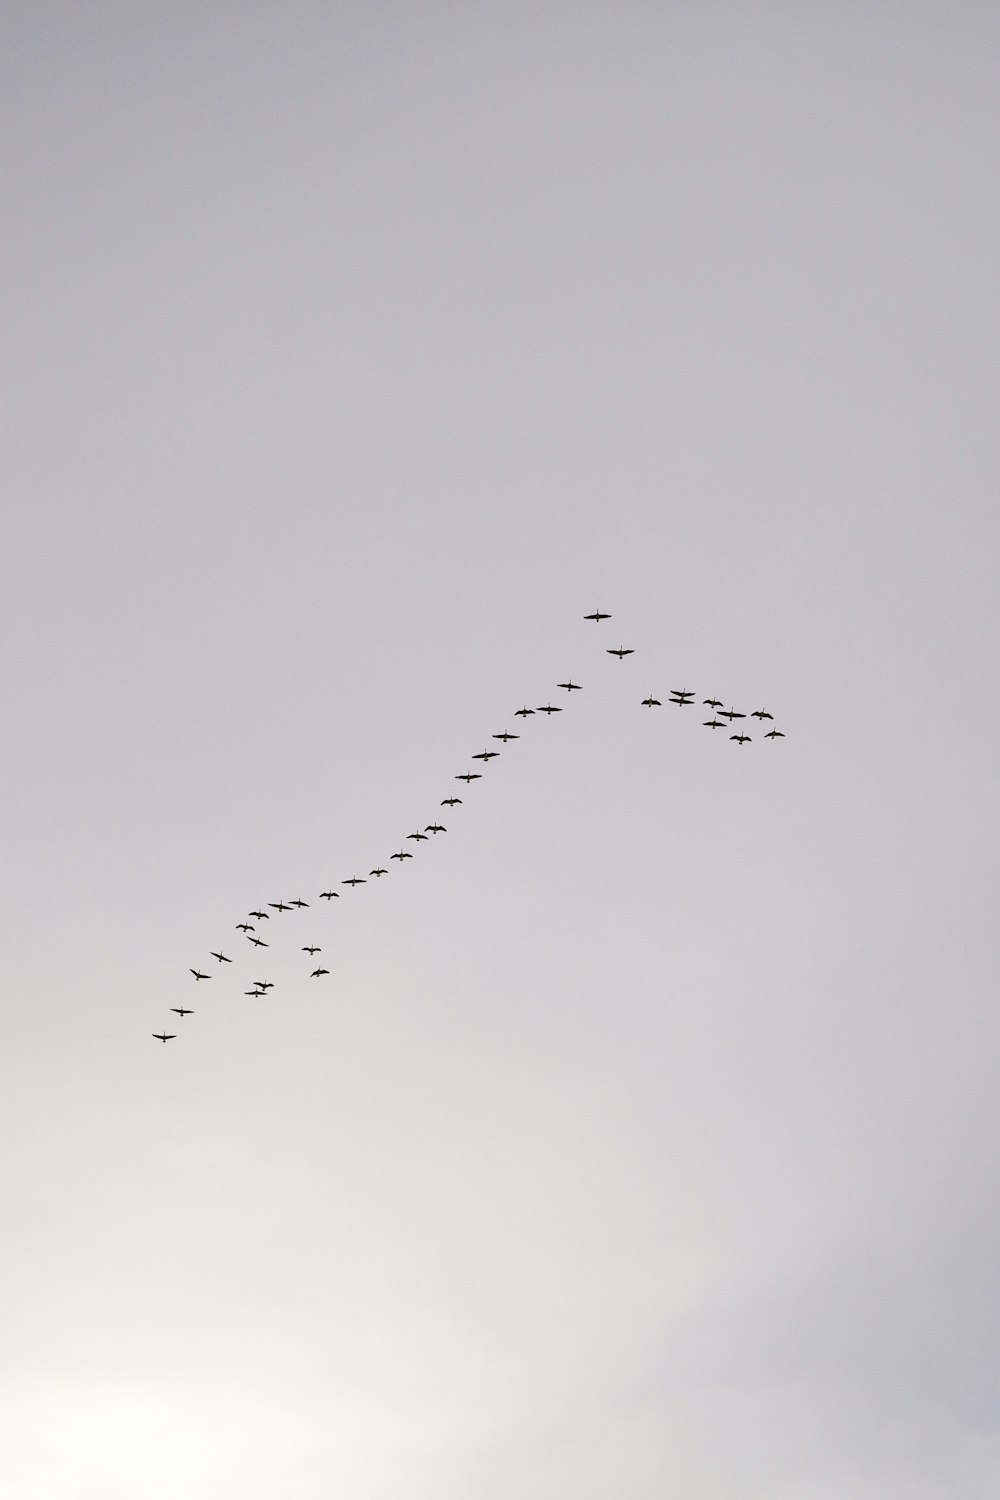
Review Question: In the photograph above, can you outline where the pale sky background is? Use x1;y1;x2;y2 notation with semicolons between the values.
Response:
3;4;999;1497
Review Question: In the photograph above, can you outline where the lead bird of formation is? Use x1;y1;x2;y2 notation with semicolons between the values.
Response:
154;609;786;1040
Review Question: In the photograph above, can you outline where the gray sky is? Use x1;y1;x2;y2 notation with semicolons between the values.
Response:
3;4;999;1496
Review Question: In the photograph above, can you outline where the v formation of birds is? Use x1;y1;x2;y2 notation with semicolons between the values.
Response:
153;611;786;1041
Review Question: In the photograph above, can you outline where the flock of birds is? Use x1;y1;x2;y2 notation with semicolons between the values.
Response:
153;609;786;1041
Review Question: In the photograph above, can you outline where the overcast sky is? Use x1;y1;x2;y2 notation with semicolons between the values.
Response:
3;4;999;1497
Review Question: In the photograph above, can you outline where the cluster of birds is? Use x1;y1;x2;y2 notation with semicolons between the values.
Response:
153;609;786;1041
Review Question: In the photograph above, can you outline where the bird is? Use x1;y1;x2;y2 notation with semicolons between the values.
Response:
302;945;321;955
370;867;388;877
190;969;211;981
236;923;254;933
514;706;535;717
472;749;499;760
492;732;519;742
703;697;723;709
425;823;446;834
311;967;330;978
441;796;463;806
343;876;367;886
584;609;611;621
407;831;428;841
557;680;582;691
641;695;662;707
390;850;413;861
730;733;752;746
669;691;695;705
319;890;340;900
268;901;292;912
245;988;266;997
170;1008;192;1017
153;1032;176;1043
247;935;268;947
765;728;785;739
536;703;562;714
720;707;745;720
751;709;774;721
457;772;482;781
290;898;309;908
210;951;232;964
249;910;269;920
253;981;274;990
607;645;634;658
703;718;725;728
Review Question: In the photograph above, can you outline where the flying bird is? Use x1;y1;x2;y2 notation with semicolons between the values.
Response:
703;718;725;728
641;695;662;707
751;709;774;721
319;890;340;900
765;728;786;739
492;732;519;742
425;823;446;834
669;691;695;705
720;708;746;721
343;876;367;886
390;850;413;861
730;733;752;746
703;698;723;709
441;796;463;806
514;706;535;717
170;1008;192;1017
253;981;274;990
210;951;232;964
311;967;330;978
536;704;562;714
472;749;499;760
557;680;582;691
189;969;211;981
236;923;254;933
268;901;292;912
370;867;388;877
153;1032;176;1043
457;772;482;781
247;935;268;947
290;898;309;908
302;945;321;955
407;831;429;841
584;609;611;621
249;910;269;920
607;645;634;658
